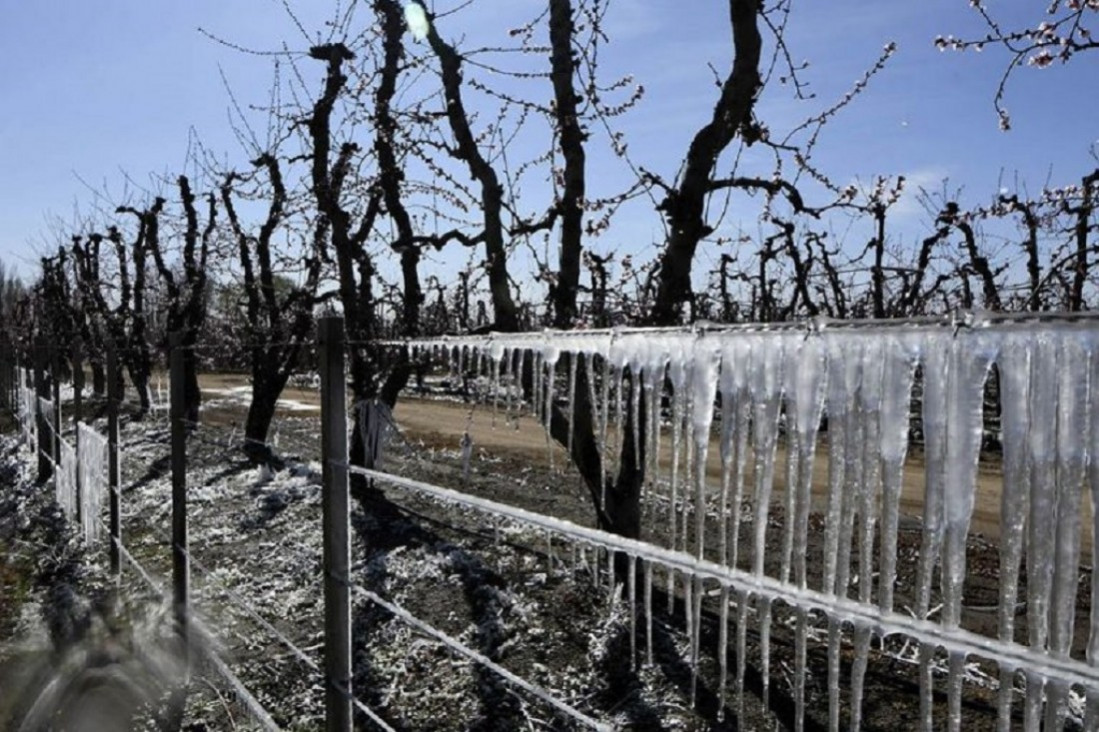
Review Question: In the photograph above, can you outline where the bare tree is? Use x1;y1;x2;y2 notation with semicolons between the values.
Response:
143;176;218;426
221;153;323;463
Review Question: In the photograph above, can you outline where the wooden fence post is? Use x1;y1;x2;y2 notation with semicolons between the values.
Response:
169;331;190;665
34;336;51;484
107;339;121;577
319;316;351;732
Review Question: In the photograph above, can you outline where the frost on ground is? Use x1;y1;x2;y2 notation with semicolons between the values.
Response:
0;409;724;731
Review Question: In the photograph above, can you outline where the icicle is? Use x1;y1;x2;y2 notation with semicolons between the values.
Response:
729;355;752;571
690;338;720;561
1024;671;1044;730
718;347;738;567
632;361;642;475
567;351;578;463
792;336;826;591
879;338;919;615
682;404;694;557
544;348;559;472
499;346;511;426
751;336;786;578
1087;344;1099;732
607;549;616;601
513;348;525;428
647;357;665;522
600;349;612;480
945;650;965;732
614;362;625;481
669;345;686;553
850;621;872;731
684;566;693;643
941;333;993;629
644;559;654;667
822;338;851;596
834;343;865;600
1026;335;1058;727
794;607;808;732
718;583;730;721
533;350;544;420
827;616;842;732
629;554;637;671
586;352;606;506
1045;335;1089;731
780;413;798;584
490;349;501;428
735;589;750;722
759;596;772;710
690;577;703;706
916;336;950;730
667;346;687;610
857;340;885;611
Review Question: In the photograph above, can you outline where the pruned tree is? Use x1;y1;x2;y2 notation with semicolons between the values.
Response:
221;153;324;463
647;0;763;326
143;176;217;426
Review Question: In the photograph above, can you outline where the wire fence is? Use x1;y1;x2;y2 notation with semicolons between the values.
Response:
10;312;1099;730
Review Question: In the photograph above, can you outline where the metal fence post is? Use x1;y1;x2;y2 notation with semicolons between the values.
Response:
169;331;190;666
319;316;351;732
34;336;51;484
107;339;121;577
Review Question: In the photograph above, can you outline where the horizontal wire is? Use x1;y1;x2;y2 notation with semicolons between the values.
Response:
353;586;608;731
106;520;283;732
182;546;324;677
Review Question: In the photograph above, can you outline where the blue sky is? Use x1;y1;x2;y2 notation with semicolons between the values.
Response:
1;1;1096;288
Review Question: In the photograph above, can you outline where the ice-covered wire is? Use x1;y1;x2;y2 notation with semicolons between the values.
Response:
352;586;610;731
182;546;324;678
346;465;1099;690
106;524;289;731
203;650;282;732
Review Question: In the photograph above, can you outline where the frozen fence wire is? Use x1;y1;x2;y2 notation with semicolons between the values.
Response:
113;535;282;732
351;581;610;731
389;315;1099;730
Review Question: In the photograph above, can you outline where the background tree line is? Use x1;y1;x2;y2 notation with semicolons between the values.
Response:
1;0;1096;539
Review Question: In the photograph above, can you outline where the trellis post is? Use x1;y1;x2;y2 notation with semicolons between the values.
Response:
169;331;190;666
319;316;351;732
73;337;84;526
34;335;51;484
51;345;61;469
107;339;121;576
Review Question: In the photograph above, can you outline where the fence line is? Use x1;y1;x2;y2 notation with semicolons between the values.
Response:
8;341;294;732
389;320;1099;731
15;313;1099;730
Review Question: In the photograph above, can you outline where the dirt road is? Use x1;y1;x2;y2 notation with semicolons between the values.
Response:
199;374;1091;549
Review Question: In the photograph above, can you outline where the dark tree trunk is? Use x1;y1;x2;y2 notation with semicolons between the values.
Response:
90;360;106;396
650;0;762;326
